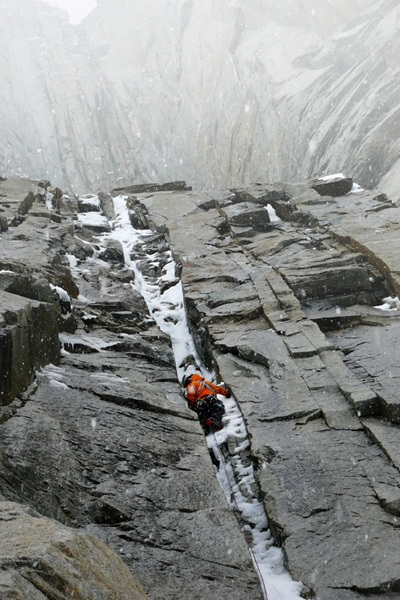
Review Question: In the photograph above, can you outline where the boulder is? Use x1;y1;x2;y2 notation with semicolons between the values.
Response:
311;176;353;196
220;202;272;231
0;501;149;600
97;239;125;263
372;193;391;204
0;272;57;303
0;290;60;406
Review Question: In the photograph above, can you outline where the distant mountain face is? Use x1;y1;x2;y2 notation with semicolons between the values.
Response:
1;0;399;194
1;0;147;193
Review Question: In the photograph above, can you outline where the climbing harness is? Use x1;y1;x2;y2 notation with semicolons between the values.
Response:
212;432;269;600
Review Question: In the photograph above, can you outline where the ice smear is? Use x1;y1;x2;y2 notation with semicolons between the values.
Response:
49;379;69;389
40;365;70;389
103;195;303;600
266;204;281;222
59;333;110;352
41;364;67;380
89;372;131;386
107;195;204;380
45;191;54;211
211;398;303;600
66;253;79;268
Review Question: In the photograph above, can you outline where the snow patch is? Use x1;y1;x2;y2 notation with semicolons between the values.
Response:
350;182;365;194
266;203;281;222
318;172;346;181
375;296;400;311
77;212;109;227
50;283;70;303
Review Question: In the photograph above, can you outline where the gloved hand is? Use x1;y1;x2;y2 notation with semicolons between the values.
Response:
221;382;232;398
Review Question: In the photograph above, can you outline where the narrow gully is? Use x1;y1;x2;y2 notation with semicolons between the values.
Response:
72;193;304;600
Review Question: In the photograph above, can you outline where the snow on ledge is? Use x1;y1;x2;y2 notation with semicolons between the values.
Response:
375;296;400;311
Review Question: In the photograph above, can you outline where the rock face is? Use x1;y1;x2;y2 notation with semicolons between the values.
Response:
1;0;400;195
4;173;400;599
0;177;262;600
0;0;148;194
128;177;400;599
0;501;149;600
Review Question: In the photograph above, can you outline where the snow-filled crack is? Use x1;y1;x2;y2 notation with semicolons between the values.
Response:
70;195;304;600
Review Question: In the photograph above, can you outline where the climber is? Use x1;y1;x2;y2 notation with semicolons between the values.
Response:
182;373;231;435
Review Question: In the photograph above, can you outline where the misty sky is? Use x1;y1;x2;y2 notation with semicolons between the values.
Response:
44;0;96;23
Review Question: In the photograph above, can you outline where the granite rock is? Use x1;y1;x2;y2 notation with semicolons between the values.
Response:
0;501;149;600
134;176;400;598
0;177;263;600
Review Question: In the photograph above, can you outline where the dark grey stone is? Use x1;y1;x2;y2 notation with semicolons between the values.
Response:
5;177;400;599
221;201;272;231
0;178;263;600
311;176;353;197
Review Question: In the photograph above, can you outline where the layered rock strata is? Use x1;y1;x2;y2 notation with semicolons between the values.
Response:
129;179;400;599
3;175;400;599
0;177;262;600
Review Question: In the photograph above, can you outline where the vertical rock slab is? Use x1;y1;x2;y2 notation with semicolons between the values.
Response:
136;185;400;599
0;290;60;406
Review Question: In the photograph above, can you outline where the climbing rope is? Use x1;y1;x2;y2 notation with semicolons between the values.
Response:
212;432;269;600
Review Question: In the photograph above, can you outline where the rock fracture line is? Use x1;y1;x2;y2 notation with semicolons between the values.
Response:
83;194;303;600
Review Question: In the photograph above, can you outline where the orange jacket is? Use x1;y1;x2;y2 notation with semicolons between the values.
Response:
185;374;229;411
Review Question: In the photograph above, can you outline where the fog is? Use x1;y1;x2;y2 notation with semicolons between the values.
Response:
1;0;399;195
43;0;96;23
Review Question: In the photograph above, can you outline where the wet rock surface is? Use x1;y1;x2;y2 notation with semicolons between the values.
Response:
3;174;400;599
0;178;261;600
131;177;400;599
